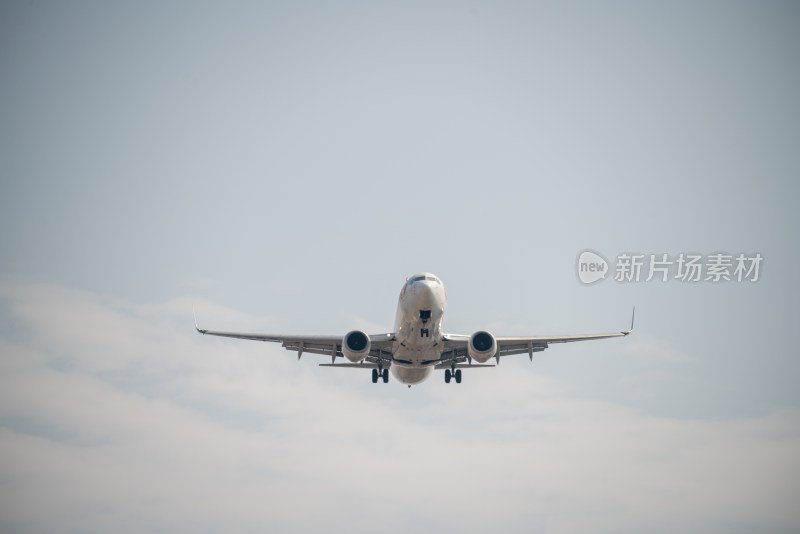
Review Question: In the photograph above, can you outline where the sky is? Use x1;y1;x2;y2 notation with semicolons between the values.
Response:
1;1;799;533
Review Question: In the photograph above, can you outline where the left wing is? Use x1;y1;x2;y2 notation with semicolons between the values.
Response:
439;308;634;364
194;319;395;366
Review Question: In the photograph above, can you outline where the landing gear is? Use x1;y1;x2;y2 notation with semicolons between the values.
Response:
372;368;389;384
444;369;462;384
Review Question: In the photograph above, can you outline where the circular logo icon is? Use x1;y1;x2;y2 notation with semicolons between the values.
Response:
577;250;609;285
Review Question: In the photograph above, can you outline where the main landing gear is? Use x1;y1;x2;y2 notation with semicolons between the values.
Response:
372;368;389;384
444;369;462;384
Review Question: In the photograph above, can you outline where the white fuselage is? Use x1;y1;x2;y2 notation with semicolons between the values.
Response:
390;273;447;385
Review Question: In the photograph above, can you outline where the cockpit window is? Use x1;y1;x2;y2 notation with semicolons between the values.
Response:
410;275;439;284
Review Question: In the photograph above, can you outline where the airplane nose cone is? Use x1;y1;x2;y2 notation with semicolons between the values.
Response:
415;281;435;306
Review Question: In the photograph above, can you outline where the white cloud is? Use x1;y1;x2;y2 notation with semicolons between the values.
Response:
0;282;798;533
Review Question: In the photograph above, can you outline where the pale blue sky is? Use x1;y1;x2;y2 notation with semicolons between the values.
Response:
1;2;799;533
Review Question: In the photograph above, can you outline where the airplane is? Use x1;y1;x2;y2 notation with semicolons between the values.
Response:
196;273;634;387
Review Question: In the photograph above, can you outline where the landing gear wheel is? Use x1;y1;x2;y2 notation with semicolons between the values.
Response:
455;369;462;384
445;369;452;383
372;369;378;383
382;369;389;383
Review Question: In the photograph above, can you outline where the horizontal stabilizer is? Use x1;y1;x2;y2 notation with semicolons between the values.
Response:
434;363;495;370
319;363;381;369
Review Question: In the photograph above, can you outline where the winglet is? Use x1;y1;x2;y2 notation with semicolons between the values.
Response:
623;306;635;335
193;307;207;334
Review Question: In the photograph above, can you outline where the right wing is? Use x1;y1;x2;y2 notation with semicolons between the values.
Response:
194;317;395;366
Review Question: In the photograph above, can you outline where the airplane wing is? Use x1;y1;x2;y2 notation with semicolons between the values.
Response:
194;318;395;366
439;308;634;364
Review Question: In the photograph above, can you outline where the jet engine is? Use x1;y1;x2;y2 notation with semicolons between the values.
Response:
468;331;497;363
342;330;371;363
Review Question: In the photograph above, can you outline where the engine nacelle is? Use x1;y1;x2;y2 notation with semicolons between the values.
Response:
468;330;497;363
342;330;371;363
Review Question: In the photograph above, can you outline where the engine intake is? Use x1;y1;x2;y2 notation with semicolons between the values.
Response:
342;330;371;363
468;330;497;363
